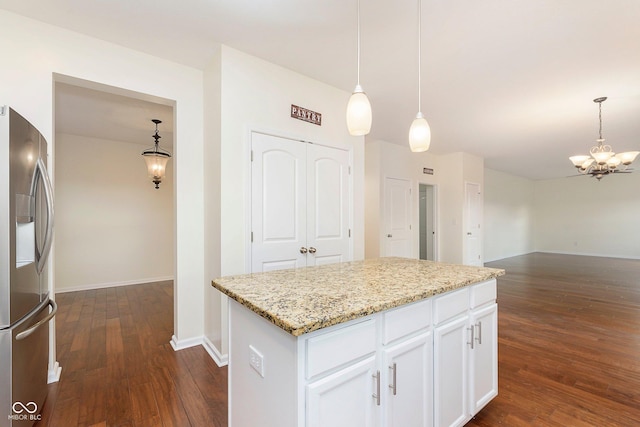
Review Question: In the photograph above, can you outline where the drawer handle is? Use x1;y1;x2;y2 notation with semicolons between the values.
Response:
372;370;381;406
389;363;397;396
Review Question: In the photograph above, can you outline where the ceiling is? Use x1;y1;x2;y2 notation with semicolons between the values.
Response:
3;0;640;179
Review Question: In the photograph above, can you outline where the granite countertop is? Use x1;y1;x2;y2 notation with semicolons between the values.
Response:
211;257;505;337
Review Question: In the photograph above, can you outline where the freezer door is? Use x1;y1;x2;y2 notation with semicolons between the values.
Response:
5;298;53;426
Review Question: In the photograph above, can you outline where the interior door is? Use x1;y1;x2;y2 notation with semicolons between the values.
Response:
464;182;482;266
251;133;351;272
251;133;307;272
306;144;350;266
384;178;412;257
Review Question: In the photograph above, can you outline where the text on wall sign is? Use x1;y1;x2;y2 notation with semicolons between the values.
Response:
291;104;322;126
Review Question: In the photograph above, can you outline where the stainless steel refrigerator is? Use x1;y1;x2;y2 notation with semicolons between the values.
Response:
0;107;56;427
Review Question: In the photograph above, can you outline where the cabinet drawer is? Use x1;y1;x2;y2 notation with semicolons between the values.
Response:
383;298;431;344
433;287;469;325
470;279;497;308
306;319;376;379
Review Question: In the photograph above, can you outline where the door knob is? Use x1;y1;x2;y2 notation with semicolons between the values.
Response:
387;234;393;238
308;247;317;254
300;247;308;254
467;232;472;236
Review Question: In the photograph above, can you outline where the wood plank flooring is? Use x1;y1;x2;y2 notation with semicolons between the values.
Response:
36;281;227;427
36;253;640;426
466;252;640;426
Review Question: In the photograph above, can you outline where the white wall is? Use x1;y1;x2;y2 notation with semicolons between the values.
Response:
203;45;366;361
54;133;173;291
364;139;438;259
483;168;640;261
363;141;485;264
483;168;535;262
0;10;205;355
534;172;640;258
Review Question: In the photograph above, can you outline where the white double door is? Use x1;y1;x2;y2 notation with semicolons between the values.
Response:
251;132;351;273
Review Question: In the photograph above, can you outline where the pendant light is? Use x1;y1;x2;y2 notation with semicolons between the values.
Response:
409;0;431;152
141;119;172;189
346;0;372;136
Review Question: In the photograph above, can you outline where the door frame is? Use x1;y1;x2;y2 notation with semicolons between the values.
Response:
245;128;355;272
417;182;438;261
382;176;413;257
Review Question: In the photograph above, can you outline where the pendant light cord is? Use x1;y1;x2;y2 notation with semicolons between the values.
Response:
357;0;361;86
417;0;422;113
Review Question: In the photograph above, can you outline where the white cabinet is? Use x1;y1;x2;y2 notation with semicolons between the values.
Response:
433;281;498;427
227;279;497;427
469;303;498;414
306;356;377;427
306;299;433;427
434;315;469;427
383;331;433;427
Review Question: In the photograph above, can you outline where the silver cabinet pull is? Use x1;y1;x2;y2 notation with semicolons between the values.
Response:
475;321;482;345
372;370;381;406
300;247;308;254
467;326;475;349
387;234;393;238
389;363;397;396
308;247;317;254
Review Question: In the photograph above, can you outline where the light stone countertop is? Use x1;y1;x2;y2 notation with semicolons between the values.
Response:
211;257;505;336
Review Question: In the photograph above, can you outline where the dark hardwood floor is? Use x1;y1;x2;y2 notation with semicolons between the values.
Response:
467;252;640;426
37;253;640;426
36;281;227;427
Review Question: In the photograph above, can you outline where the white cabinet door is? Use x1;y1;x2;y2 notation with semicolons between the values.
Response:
469;303;498;415
383;332;433;427
251;133;307;272
306;356;377;427
306;144;350;267
434;316;470;427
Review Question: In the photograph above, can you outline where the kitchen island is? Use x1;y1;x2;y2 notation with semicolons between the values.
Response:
212;257;505;427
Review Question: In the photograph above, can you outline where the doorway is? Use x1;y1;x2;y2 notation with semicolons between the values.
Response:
419;184;436;261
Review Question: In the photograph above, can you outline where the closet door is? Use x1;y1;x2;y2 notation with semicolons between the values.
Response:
251;133;307;272
306;144;350;267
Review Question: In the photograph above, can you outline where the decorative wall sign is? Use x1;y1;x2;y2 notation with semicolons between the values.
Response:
291;104;322;126
423;167;434;175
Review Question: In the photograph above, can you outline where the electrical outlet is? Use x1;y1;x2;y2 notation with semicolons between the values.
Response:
249;345;264;377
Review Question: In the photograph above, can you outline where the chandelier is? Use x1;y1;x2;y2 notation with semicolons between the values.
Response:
569;97;638;180
141;119;172;189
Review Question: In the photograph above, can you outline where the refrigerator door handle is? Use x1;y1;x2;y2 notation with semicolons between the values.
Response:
15;299;57;341
33;157;54;275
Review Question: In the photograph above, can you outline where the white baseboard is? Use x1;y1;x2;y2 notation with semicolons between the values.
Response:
169;334;203;351
48;361;62;384
203;336;229;367
169;335;229;367
55;276;174;294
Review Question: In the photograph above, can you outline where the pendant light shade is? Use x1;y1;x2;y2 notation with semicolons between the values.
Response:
409;0;431;152
409;112;431;152
346;0;372;136
347;84;372;136
141;119;171;189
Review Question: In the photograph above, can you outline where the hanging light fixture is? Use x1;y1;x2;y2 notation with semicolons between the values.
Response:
141;119;172;189
409;0;431;152
346;0;372;136
569;97;638;180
